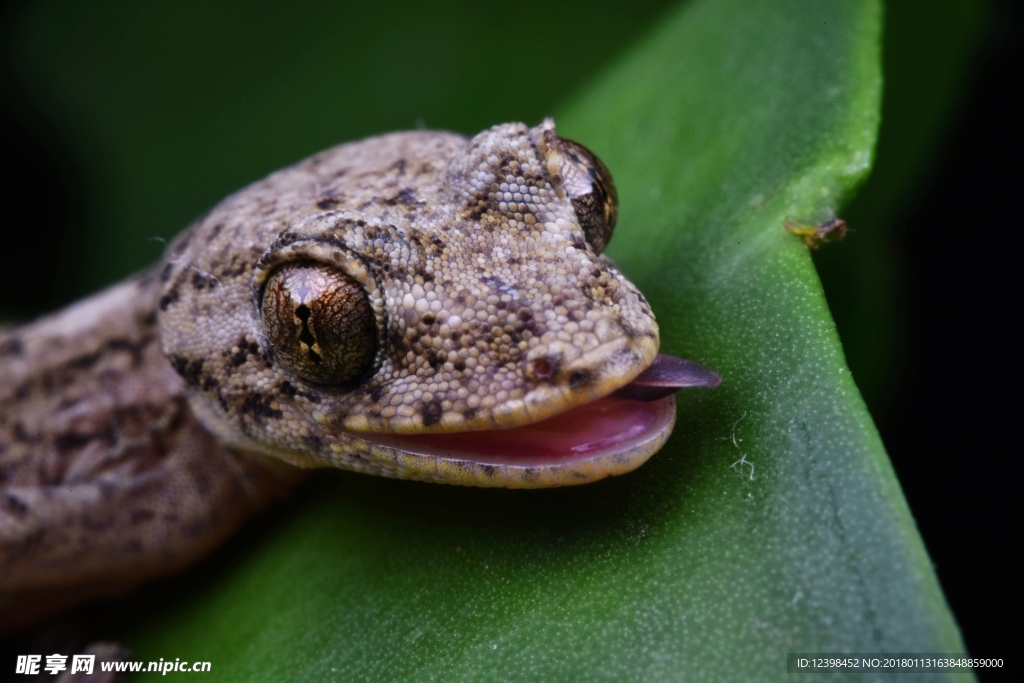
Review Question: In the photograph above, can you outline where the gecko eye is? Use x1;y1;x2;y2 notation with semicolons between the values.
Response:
556;138;618;254
261;262;377;386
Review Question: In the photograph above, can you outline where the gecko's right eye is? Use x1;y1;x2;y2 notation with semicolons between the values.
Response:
261;262;377;386
556;137;618;254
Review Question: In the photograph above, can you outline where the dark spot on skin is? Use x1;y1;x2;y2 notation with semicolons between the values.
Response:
383;327;404;357
620;319;640;339
228;335;260;368
12;423;34;442
520;468;540;483
463;408;476;420
304;435;324;451
218;254;251;278
106;337;146;356
239;394;283;422
55;426;114;453
171;356;205;387
425;351;440;370
131;509;155;524
191;270;217;290
481;464;497;478
159;289;178;311
422;400;443;426
3;493;29;517
201;375;219;391
276;231;301;247
517;309;533;321
210;223;223;238
317;197;339;209
453;360;466;372
279;381;297;397
1;337;24;357
568;369;593;390
68;352;102;370
369;385;383;402
421;313;436;325
160;263;174;282
383;187;420;206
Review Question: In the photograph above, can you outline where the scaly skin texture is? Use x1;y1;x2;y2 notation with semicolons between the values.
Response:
0;120;662;629
0;276;298;632
161;120;660;484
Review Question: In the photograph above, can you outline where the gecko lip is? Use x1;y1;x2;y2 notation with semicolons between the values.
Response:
347;354;721;472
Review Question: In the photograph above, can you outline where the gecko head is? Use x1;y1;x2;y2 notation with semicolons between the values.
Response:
159;120;719;488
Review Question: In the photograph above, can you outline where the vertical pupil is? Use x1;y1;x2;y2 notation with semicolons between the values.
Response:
294;304;322;364
261;262;377;385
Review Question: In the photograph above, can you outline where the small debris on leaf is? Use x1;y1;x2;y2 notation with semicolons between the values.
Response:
785;218;847;249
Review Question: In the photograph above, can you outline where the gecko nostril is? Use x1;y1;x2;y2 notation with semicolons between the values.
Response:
531;358;554;379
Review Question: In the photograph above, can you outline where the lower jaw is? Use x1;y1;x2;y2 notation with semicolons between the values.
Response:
348;394;676;475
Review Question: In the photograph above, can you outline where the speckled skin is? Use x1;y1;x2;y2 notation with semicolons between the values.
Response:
0;120;661;628
160;120;659;484
0;276;298;632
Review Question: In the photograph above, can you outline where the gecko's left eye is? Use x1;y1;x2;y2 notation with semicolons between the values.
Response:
557;138;618;254
261;262;377;386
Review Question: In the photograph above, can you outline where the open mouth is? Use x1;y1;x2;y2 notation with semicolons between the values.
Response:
351;354;721;471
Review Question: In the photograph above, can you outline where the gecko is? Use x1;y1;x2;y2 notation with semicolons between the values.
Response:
0;119;720;633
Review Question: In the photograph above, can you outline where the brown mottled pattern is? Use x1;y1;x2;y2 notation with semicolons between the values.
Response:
159;120;659;482
0;120;666;628
0;276;297;632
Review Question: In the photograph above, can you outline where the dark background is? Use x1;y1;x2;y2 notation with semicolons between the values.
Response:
1;0;1017;676
817;0;1018;671
893;2;1019;664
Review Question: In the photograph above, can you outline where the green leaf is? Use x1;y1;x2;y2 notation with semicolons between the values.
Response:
10;0;970;679
812;0;987;417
